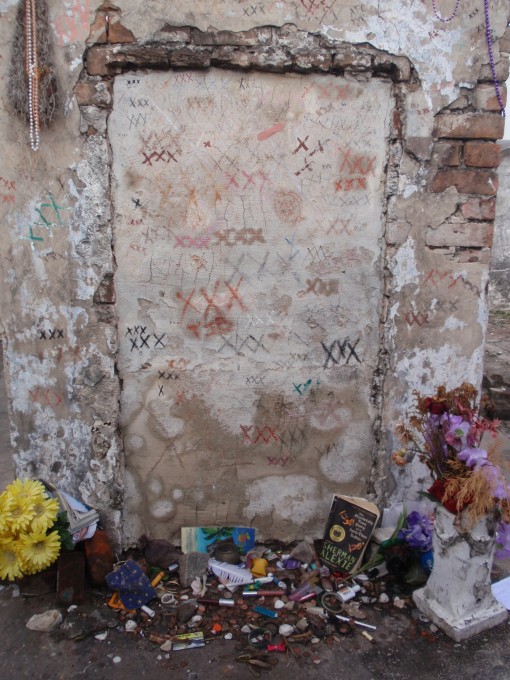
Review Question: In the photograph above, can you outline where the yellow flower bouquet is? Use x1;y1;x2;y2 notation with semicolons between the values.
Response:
0;478;72;581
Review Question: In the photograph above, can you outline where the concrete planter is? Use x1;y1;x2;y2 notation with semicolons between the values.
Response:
413;504;507;641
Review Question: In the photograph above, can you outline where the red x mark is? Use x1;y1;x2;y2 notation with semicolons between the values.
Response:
225;278;247;312
241;425;253;443
242;171;255;188
226;173;239;188
177;289;199;321
201;281;222;321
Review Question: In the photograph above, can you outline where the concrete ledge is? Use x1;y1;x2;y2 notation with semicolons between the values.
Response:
413;586;508;642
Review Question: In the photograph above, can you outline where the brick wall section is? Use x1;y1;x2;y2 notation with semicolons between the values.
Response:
428;59;507;250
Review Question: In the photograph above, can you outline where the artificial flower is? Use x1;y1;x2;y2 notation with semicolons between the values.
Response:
3;496;35;533
458;447;488;468
391;449;408;467
478;462;507;499
18;530;61;571
424;397;447;416
442;415;470;451
30;496;59;533
0;538;25;581
5;478;46;504
398;511;433;551
0;492;13;534
495;522;510;560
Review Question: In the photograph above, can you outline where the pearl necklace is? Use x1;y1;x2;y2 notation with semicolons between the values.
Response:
25;0;40;151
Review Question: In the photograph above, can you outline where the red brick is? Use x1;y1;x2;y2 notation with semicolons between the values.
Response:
426;222;494;248
460;197;496;220
455;249;491;264
169;49;211;69
433;113;504;140
74;80;113;107
478;59;509;83
86;46;121;75
107;17;136;44
430;169;498;195
86;15;108;44
473;84;507;111
464;142;501;168
431;141;462;166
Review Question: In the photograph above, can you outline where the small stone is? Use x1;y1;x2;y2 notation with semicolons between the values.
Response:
295;618;309;631
241;625;251;633
68;605;78;612
279;623;294;636
26;610;63;632
361;596;372;604
311;637;320;644
274;599;285;609
160;640;173;652
224;632;233;640
95;631;108;641
112;657;121;664
378;593;390;604
125;620;137;632
393;598;406;609
430;624;438;633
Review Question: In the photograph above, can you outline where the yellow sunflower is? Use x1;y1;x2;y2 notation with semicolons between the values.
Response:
4;496;34;533
0;538;25;581
0;492;13;535
30;497;59;533
6;478;46;504
18;530;61;572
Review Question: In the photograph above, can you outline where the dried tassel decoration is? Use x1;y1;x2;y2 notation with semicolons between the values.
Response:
7;0;61;150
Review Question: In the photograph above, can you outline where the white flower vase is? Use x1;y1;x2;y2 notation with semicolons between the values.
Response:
413;504;507;641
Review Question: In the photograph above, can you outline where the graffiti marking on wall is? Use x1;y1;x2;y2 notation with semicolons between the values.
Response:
424;270;481;297
241;425;279;444
126;326;166;351
321;338;362;368
300;278;339;297
219;332;267;355
38;328;64;340
267;456;294;466
403;311;429;327
29;387;64;408
141;149;179;166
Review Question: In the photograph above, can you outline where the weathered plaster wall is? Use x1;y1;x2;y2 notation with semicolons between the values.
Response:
490;141;510;311
110;69;393;543
0;0;509;547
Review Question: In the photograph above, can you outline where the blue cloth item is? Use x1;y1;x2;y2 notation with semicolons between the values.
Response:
105;560;157;609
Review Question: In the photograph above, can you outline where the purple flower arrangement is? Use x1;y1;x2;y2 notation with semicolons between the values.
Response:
392;383;510;560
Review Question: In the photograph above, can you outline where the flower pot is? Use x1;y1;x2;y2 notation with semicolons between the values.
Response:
413;505;507;641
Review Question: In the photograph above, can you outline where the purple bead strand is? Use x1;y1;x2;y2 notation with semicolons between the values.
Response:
484;0;506;118
431;0;461;23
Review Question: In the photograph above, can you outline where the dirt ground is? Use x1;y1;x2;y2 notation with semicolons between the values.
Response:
0;316;509;679
1;568;510;680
